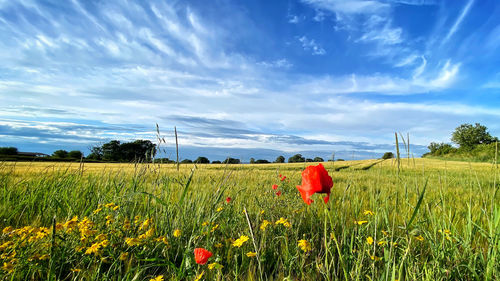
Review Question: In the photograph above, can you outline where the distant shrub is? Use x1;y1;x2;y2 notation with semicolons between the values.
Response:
0;147;18;155
382;152;394;159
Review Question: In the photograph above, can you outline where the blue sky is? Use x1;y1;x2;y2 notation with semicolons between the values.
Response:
0;0;499;161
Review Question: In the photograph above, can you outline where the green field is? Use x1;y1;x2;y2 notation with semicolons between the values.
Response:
0;159;498;280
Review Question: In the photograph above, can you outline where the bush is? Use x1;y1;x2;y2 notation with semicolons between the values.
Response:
0;147;18;155
381;152;394;159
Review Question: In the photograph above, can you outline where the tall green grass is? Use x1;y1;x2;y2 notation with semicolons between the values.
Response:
0;159;498;280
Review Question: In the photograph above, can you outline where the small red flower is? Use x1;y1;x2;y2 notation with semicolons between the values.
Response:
280;176;286;181
226;197;231;203
296;163;333;205
272;184;278;190
194;248;212;265
279;174;282;178
276;191;282;196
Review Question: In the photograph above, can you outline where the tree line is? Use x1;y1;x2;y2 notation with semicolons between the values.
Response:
423;123;499;162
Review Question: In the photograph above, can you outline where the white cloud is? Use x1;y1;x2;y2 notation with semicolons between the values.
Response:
257;59;293;69
301;0;389;15
298;36;326;55
442;0;474;44
288;15;300;24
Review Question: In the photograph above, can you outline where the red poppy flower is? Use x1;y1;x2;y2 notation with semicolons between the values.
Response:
276;191;282;196
194;248;212;265
226;197;231;203
272;184;278;190
280;176;286;181
296;163;333;205
279;174;282;178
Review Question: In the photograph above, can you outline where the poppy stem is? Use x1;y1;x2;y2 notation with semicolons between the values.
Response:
243;207;263;280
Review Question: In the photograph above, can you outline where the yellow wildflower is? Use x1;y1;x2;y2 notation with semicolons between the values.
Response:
377;240;387;246
139;228;155;239
211;224;219;233
173;229;181;238
125;237;142;246
202;221;209;227
354;220;368;225
75;246;85;252
298;239;312;252
260;220;271;231
112;205;120;211
119;252;129;261
260;210;265;215
232;235;249;247
39;254;50;260
370;255;381;261
134;215;141;224
85;242;102;255
154;236;169;245
95;234;107;241
64;216;78;232
70;268;81;272
415;235;424;241
140;218;153;231
194;271;204;281
216;207;223;212
93;208;102;214
381;230;389;236
150;275;164;281
275;217;291;228
208;262;223;270
104;202;116;209
2;261;14;273
366;236;374;245
2;226;13;235
0;241;13;251
105;215;114;226
363;210;374;216
246;251;257;257
123;219;131;230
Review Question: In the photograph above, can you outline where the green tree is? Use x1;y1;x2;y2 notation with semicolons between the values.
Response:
194;156;210;164
288;154;305;163
52;150;68;158
451;123;495;150
68;150;83;159
222;157;240;164
313;157;324;162
0;147;18;155
102;140;122;161
274;155;285;163
87;145;103;160
255;159;270;164
180;159;193;164
249;158;255;164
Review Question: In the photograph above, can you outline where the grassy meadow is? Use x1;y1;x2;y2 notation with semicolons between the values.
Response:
0;158;498;280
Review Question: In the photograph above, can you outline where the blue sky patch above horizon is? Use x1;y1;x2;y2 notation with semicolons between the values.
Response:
1;0;499;161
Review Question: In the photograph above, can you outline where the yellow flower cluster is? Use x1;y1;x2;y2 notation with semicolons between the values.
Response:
298;239;312;252
275;217;291;228
260;220;271;231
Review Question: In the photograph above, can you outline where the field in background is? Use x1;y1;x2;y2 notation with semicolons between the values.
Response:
0;158;498;280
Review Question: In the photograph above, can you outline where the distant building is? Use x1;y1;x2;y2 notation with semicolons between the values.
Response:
17;152;49;157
